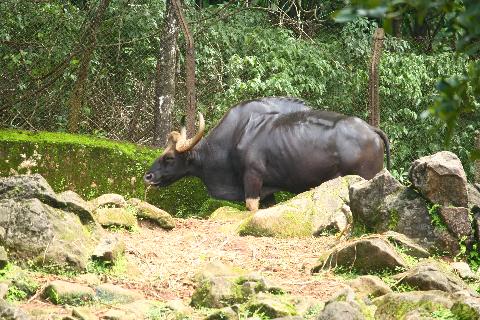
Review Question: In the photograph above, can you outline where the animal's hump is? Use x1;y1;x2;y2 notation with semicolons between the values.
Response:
273;110;348;128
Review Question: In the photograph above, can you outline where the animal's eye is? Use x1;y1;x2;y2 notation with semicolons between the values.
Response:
164;156;174;163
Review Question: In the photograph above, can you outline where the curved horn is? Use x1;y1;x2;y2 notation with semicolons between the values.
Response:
176;112;205;153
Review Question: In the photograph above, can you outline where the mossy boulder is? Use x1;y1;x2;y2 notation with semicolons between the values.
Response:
312;236;407;274
94;207;138;230
373;290;454;319
190;261;281;309
239;176;363;238
246;292;298;318
0;299;31;320
43;280;95;305
127;198;175;229
0;130;209;217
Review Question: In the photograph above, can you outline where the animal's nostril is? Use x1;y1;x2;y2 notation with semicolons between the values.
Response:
144;173;154;182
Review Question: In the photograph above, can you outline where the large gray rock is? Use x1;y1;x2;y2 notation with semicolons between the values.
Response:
409;151;468;207
0;198;95;270
312;237;407;274
373;291;454;320
438;206;472;239
0;174;65;208
350;170;462;253
0;299;31;320
239;176;363;238
451;262;478;281
393;263;472;294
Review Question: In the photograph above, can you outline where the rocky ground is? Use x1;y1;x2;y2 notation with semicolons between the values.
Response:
13;217;346;319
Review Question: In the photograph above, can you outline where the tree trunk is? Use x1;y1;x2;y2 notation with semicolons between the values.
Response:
172;0;197;136
67;0;111;133
476;132;480;184
153;0;179;146
368;28;384;128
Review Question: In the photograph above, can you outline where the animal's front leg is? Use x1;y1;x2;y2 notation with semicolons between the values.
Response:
243;169;263;211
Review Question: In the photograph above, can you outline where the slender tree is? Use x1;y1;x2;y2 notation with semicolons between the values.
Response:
153;0;179;146
172;0;197;136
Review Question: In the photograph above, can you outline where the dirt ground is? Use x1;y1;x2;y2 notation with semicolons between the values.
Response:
20;217;348;317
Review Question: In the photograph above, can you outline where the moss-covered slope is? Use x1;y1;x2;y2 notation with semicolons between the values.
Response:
0;130;209;217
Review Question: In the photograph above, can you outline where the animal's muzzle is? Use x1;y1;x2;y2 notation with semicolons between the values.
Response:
144;172;155;184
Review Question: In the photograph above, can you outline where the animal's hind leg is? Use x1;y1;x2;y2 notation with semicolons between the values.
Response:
243;169;263;211
260;194;276;209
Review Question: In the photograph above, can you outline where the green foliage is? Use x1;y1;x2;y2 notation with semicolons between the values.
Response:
457;237;480;272
335;0;480;151
428;204;447;230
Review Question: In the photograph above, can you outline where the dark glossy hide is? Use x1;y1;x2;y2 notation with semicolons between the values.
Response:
145;97;390;206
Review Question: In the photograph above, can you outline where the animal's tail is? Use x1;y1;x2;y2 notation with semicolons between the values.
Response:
372;127;391;171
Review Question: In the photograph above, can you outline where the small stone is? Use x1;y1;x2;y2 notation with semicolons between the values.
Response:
95;283;143;304
165;299;193;315
0;283;8;300
313;237;407;274
90;194;126;210
43;280;95;305
347;275;392;299
127;198;175;229
72;307;97;320
58;191;95;224
206;307;238;320
438;207;472;239
0;246;8;269
393;263;472;294
94;207;137;229
451;262;478;281
92;235;125;263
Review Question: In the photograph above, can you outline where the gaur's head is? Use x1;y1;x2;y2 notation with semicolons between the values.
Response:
144;113;204;187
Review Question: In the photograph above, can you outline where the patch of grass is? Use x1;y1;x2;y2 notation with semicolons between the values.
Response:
303;303;325;320
147;303;190;320
28;261;78;278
